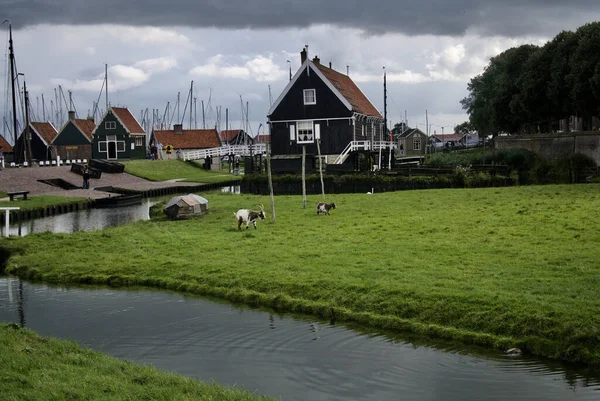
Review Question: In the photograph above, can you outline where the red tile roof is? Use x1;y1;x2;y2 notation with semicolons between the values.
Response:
73;118;96;141
153;129;221;149
220;129;244;142
316;63;382;118
432;133;462;141
111;107;145;134
255;134;270;143
0;135;13;153
30;122;58;144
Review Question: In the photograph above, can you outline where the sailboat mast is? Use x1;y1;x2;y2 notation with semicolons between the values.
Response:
7;22;18;149
105;63;108;110
23;80;32;165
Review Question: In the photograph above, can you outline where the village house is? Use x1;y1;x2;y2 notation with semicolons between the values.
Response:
14;121;59;164
220;129;254;146
149;124;221;160
396;128;428;156
0;134;13;165
92;106;146;160
52;111;96;161
267;48;386;172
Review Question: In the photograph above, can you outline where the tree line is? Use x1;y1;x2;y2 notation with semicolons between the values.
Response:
461;21;600;137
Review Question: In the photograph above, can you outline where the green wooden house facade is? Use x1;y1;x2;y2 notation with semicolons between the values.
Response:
92;107;146;160
52;111;96;161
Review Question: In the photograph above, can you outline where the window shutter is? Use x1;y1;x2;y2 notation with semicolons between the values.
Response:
315;123;320;140
289;125;296;141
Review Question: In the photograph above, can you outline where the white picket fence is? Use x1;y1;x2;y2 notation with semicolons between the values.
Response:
182;144;268;161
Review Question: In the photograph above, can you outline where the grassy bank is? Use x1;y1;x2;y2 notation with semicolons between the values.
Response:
122;159;236;183
0;195;88;211
0;323;273;401
2;185;600;364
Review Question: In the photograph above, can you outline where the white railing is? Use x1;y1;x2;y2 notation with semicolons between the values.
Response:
372;141;397;151
333;140;373;164
182;143;267;161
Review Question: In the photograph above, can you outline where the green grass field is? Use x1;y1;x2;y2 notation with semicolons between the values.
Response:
122;159;237;183
0;196;88;211
0;324;273;401
2;184;600;364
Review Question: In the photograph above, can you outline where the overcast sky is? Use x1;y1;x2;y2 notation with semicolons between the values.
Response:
1;1;599;144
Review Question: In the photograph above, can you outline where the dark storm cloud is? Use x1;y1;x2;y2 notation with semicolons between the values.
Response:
3;0;599;37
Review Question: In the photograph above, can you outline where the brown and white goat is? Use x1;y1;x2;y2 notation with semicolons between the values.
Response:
316;202;336;215
234;205;266;230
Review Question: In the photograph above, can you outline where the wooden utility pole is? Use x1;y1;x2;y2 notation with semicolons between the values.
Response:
267;86;275;222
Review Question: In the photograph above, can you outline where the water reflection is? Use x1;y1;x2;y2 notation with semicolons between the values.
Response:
6;199;154;236
221;185;241;194
1;278;599;401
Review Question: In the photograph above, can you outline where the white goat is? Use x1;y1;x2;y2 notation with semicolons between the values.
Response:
234;205;266;230
316;202;336;215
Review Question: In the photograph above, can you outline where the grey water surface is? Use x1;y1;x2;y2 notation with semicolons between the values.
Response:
1;278;599;401
4;199;154;236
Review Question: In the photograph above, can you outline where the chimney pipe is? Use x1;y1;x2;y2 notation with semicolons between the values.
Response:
329;62;332;69
68;110;75;121
174;123;183;134
300;48;307;64
312;56;320;66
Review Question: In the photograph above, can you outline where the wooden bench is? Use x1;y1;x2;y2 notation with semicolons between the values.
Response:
7;191;29;201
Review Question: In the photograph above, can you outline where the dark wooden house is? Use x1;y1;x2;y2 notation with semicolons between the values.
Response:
14;121;59;164
267;49;386;171
52;111;96;161
0;134;14;164
92;106;146;160
220;129;254;146
150;124;221;159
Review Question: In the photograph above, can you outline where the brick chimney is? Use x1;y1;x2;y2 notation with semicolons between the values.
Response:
312;56;320;66
174;124;183;134
300;48;307;64
68;110;75;120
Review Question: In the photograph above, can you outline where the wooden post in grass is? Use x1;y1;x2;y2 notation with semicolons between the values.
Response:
302;145;306;208
266;136;275;222
316;135;325;200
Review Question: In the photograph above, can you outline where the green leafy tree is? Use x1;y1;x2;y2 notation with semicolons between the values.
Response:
568;22;600;128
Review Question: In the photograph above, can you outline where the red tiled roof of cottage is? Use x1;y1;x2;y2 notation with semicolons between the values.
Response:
111;107;145;134
255;134;270;143
0;135;13;153
153;129;221;149
30;122;58;144
316;63;382;118
73;119;96;141
220;129;244;142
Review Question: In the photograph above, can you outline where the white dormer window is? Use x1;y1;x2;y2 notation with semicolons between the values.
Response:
303;89;316;105
105;121;116;130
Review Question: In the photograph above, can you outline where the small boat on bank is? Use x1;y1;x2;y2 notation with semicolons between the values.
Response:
93;193;143;208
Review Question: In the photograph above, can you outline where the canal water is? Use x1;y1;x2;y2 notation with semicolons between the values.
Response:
1;278;598;401
4;199;154;236
4;186;240;236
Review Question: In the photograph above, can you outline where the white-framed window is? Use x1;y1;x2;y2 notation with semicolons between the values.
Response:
135;136;143;146
106;135;117;141
303;89;316;105
117;141;126;152
105;121;116;130
413;136;421;150
296;121;314;143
